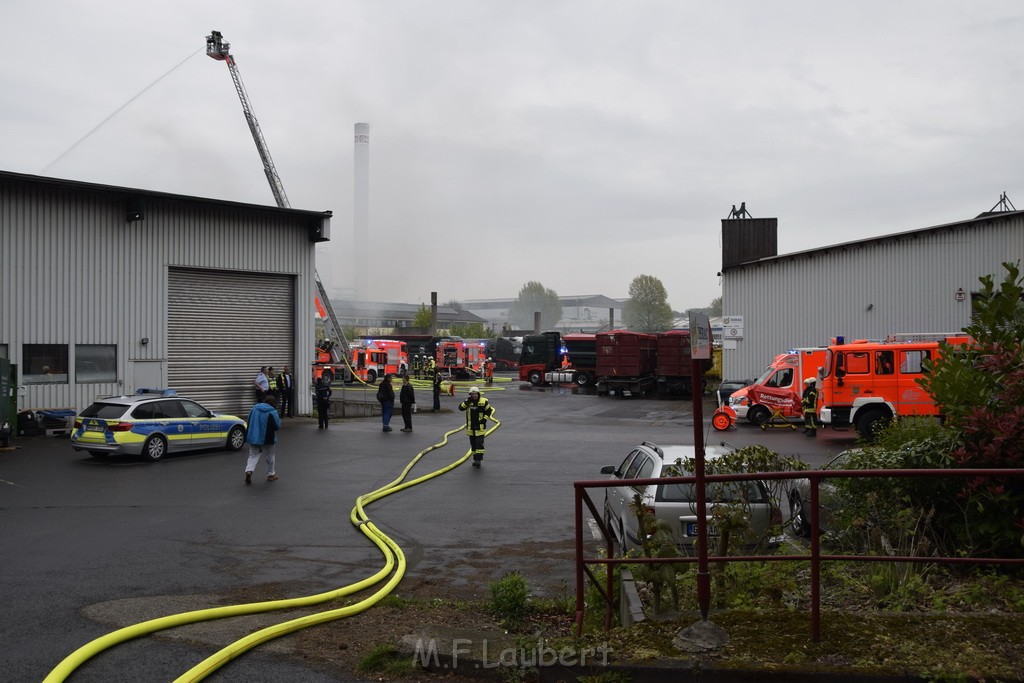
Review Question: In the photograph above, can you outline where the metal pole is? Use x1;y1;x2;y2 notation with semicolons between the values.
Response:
691;357;711;619
810;477;821;641
574;485;586;636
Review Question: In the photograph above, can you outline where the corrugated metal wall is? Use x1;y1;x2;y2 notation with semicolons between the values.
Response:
1;177;320;417
722;215;1024;381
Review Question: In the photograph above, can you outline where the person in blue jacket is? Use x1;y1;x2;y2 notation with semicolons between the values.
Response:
245;394;281;484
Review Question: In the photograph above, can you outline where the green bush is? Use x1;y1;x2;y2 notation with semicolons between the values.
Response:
917;262;1024;557
355;643;417;676
490;571;530;628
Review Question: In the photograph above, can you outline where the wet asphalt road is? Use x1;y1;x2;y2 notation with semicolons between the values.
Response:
1;375;853;682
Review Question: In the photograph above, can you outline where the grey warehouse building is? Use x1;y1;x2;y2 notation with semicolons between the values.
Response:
720;207;1024;382
1;170;331;419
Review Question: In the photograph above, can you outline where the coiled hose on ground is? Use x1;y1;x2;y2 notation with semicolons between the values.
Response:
44;409;501;682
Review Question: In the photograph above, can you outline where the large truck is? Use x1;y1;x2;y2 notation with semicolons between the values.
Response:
482;337;522;370
518;332;597;386
655;330;711;396
728;347;828;426
313;339;409;385
817;333;971;439
312;340;351;384
436;338;486;379
595;330;658;396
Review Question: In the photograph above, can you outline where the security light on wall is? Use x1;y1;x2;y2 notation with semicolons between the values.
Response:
126;197;144;222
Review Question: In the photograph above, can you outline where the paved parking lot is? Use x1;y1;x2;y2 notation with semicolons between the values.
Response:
1;379;852;681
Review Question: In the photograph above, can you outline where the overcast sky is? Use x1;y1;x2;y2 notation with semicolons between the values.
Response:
3;2;1022;311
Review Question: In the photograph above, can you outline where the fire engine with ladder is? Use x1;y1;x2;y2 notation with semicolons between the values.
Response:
206;30;353;384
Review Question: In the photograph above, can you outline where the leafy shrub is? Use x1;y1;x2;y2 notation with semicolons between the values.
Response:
490;571;530;628
917;262;1024;557
674;444;807;554
828;263;1024;559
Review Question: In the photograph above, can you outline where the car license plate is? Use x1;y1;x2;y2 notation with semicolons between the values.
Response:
86;423;105;432
686;523;718;537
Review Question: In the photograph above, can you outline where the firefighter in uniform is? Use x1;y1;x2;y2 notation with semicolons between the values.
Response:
459;386;494;467
801;377;819;437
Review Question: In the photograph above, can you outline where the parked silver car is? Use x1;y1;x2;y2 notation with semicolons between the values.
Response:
787;449;859;537
600;441;783;554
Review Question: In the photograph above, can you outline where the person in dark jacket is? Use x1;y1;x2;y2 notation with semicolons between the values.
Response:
315;375;332;429
459;386;494;467
377;374;395;432
399;374;416;432
276;366;294;417
245;395;281;484
801;377;819;437
432;370;443;412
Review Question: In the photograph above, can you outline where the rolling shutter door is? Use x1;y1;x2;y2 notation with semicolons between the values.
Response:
168;268;294;417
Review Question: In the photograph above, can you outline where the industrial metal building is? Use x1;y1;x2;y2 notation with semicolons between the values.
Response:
720;208;1024;381
326;299;487;336
0;170;331;419
462;295;625;333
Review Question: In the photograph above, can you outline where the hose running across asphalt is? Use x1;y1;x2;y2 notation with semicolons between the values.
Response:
43;410;501;682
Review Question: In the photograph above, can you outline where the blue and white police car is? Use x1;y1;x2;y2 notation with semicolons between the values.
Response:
71;389;247;461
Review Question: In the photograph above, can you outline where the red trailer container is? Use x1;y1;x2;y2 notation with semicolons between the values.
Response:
596;330;658;396
655;330;710;395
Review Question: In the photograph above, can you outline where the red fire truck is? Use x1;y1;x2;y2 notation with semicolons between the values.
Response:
818;333;971;439
436;338;485;380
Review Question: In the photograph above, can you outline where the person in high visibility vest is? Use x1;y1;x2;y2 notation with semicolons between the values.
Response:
801;377;819;437
459;386;494;467
484;358;495;386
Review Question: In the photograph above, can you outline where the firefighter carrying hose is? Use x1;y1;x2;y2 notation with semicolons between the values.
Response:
801;377;819;437
459;386;494;467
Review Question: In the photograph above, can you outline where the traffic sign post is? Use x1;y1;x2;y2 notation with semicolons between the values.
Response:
687;311;712;619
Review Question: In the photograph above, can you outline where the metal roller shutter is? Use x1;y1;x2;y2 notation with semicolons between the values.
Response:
168;268;294;418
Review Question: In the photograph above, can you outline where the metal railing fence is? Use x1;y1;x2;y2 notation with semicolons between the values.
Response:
574;467;1024;640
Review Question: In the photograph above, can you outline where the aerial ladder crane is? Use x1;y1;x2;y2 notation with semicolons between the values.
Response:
205;30;351;363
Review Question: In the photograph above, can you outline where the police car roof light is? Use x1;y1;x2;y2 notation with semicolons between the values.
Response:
136;388;177;396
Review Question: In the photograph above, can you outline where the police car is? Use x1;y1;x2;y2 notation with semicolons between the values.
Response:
70;389;247;461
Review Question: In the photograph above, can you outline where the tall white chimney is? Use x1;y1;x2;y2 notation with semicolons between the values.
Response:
354;122;370;300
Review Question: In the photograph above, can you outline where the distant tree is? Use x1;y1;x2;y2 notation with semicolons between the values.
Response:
412;304;432;329
623;275;673;332
451;322;495;339
443;300;464;311
509;281;562;331
708;296;723;317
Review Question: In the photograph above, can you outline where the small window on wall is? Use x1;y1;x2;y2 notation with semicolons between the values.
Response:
23;344;69;384
0;344;7;360
76;345;117;383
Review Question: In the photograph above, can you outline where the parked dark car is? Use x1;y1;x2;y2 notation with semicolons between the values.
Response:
716;379;753;405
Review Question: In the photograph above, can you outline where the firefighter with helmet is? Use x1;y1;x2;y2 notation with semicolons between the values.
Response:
801;377;819;437
459;386;494;467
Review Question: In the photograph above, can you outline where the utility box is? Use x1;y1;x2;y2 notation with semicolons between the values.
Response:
0;359;13;447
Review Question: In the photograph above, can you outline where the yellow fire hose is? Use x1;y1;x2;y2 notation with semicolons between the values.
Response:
44;411;501;683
